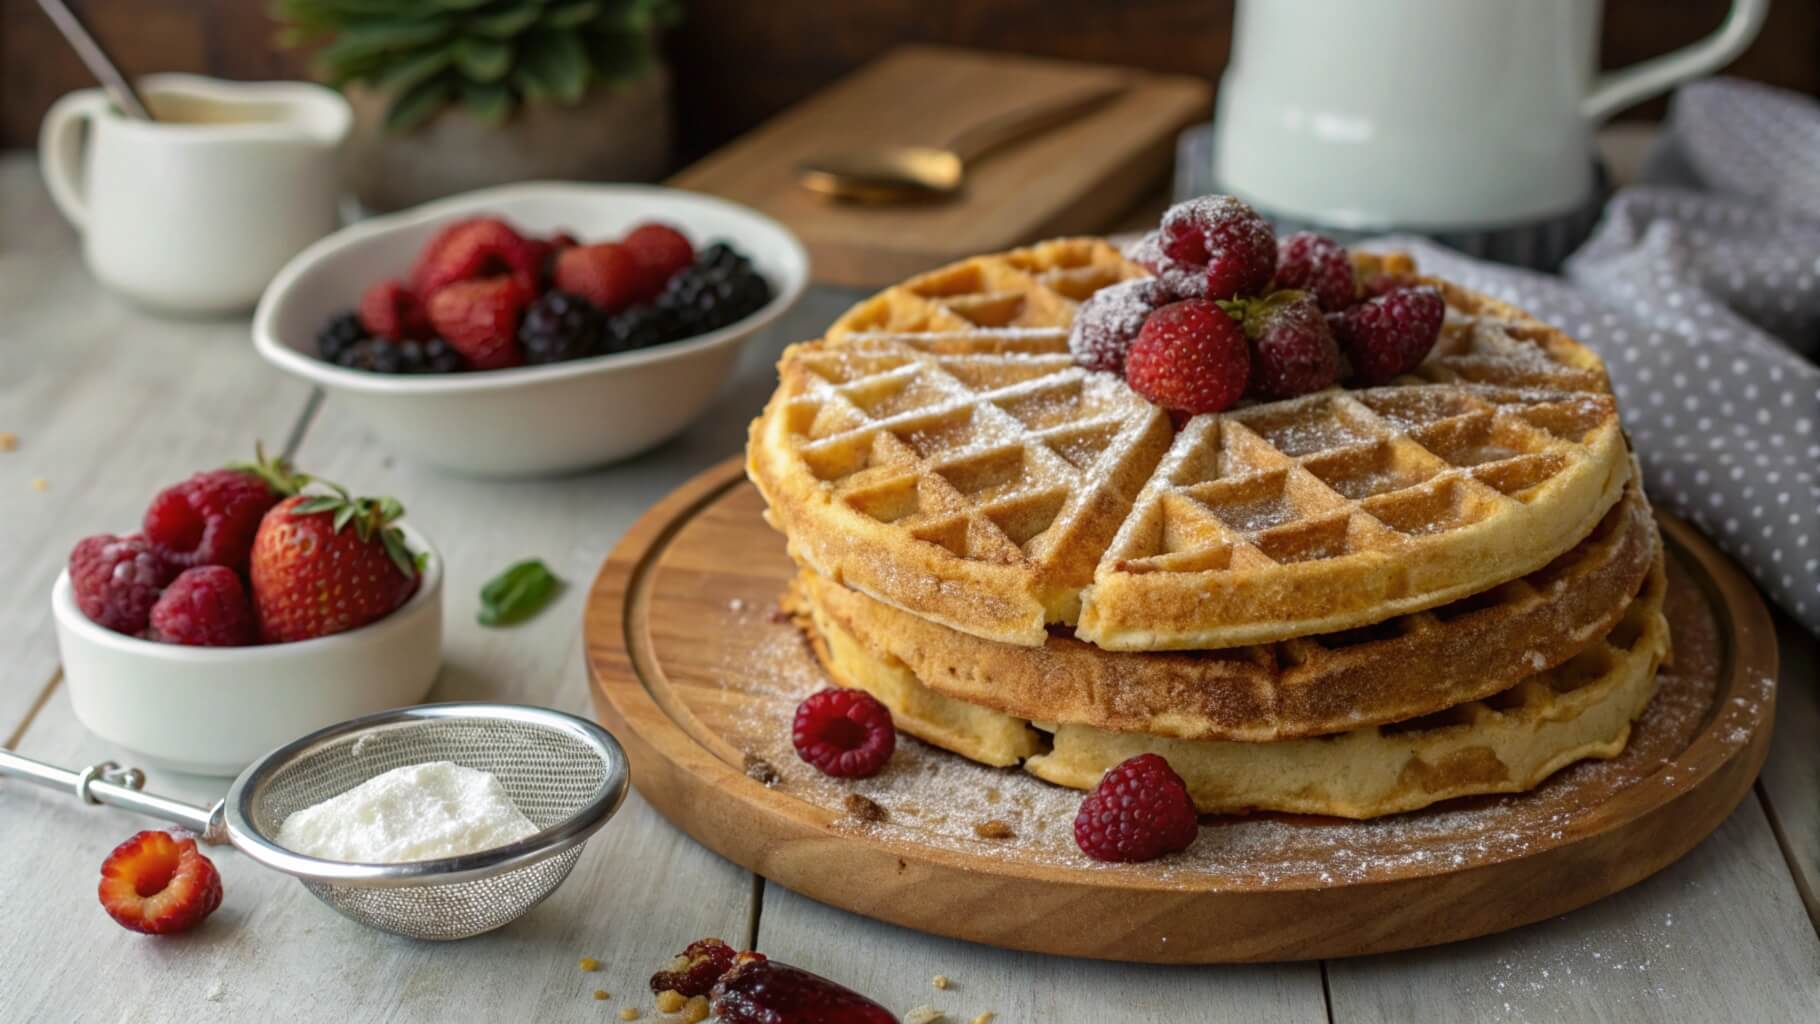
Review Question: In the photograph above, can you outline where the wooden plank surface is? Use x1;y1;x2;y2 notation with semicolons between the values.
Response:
671;45;1210;287
0;159;314;730
1759;611;1820;928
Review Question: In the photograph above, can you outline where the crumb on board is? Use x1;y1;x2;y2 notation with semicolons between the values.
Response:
593;989;610;1001
580;957;601;972
0;432;17;452
743;754;779;786
931;975;951;990
618;1008;640;1021
905;1007;946;1024
843;793;887;822
971;1013;995;1024
655;990;686;1013
973;819;1015;840
681;995;710;1023
31;477;48;492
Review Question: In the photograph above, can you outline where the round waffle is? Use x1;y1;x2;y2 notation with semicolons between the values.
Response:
796;554;1670;819
786;479;1657;742
748;245;1628;650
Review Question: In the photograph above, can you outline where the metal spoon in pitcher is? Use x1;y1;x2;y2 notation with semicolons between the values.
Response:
36;0;153;119
797;80;1126;203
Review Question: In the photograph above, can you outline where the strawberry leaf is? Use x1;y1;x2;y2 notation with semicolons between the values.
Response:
380;528;417;579
478;559;560;626
292;495;344;516
332;503;357;534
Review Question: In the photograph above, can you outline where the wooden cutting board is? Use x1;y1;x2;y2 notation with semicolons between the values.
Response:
584;458;1778;963
669;46;1211;287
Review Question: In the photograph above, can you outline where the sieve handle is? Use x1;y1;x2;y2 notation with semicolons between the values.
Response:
0;748;224;840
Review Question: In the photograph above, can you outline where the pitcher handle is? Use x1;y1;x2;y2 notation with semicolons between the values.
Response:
1583;0;1769;123
38;90;106;230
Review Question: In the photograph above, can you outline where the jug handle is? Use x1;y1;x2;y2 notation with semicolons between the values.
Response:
1583;0;1769;124
38;90;107;229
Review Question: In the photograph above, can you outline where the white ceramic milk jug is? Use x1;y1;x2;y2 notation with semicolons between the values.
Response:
39;74;351;314
1213;0;1768;230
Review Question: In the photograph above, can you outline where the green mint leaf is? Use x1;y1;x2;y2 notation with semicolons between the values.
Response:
478;559;561;627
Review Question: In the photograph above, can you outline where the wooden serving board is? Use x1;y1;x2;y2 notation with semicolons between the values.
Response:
584;458;1778;963
669;46;1211;287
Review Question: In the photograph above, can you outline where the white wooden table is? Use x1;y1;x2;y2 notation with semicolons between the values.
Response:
3;150;1817;1023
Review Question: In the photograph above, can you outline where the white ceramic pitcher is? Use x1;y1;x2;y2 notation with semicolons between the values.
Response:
1213;0;1768;230
39;73;351;314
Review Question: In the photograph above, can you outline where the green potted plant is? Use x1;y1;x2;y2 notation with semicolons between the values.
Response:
275;0;681;211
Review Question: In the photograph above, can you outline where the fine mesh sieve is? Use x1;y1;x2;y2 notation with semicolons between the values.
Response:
0;703;630;941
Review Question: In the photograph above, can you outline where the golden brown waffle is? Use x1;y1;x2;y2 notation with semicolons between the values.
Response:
749;246;1628;649
798;555;1670;819
786;479;1657;742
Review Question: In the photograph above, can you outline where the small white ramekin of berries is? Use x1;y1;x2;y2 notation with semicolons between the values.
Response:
1073;195;1445;416
51;448;442;775
254;182;808;477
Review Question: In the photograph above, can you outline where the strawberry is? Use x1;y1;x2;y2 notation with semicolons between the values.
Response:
426;274;535;370
1124;299;1251;415
248;486;421;643
358;279;432;340
555;243;643;313
409;217;539;298
98;830;223;935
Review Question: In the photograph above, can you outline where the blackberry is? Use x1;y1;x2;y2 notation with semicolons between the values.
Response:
419;338;467;373
316;311;368;363
603;305;680;354
333;338;409;374
518;291;604;364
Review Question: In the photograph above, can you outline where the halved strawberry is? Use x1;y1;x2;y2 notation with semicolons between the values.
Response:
249;487;421;643
98;830;223;935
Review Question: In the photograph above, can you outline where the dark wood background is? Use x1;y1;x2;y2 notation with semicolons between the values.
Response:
4;0;1816;162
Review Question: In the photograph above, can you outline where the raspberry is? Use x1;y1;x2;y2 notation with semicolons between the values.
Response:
1123;299;1250;415
98;830;223;935
150;567;256;646
426;274;535;371
624;222;696;298
1125;230;1212;299
357;279;431;340
1330;285;1445;385
1069;277;1167;374
1231;291;1341;399
143;466;289;571
68;534;178;635
791;688;896;778
1160;195;1277;300
555;243;644;313
1274;232;1355;312
650;938;740;998
410;217;540;298
710;954;895;1024
1072;752;1199;863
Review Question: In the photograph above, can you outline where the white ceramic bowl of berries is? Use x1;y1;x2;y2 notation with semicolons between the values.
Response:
253;182;809;478
52;453;442;776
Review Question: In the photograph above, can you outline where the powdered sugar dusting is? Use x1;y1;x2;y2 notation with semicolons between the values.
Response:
1068;277;1165;374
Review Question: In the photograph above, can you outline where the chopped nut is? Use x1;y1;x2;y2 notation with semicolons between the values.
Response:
655;990;686;1013
580;957;601;972
592;989;609;1000
904;1007;946;1024
844;793;887;822
973;820;1015;840
31;477;48;492
0;432;16;451
681;995;710;1023
931;975;951;990
618;1009;640;1021
971;1013;995;1024
743;754;778;786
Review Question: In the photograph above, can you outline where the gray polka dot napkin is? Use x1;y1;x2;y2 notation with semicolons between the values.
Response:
1371;79;1820;633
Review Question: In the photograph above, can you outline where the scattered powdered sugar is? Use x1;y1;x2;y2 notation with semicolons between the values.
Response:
697;554;1753;888
1068;278;1166;375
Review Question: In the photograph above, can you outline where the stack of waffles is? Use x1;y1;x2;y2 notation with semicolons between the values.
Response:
747;240;1670;819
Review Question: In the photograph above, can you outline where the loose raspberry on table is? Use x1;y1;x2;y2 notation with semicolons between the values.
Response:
709;954;895;1024
150;566;256;647
357;279;431;341
1235;291;1342;399
69;534;178;635
1069;277;1167;374
1072;752;1199;863
555;243;645;314
410;217;540;298
1123;299;1250;416
1274;232;1355;312
143;466;289;571
97;830;224;935
1330;285;1445;385
650;938;740;998
623;222;695;299
427;274;536;371
791;688;896;778
1159;195;1277;300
